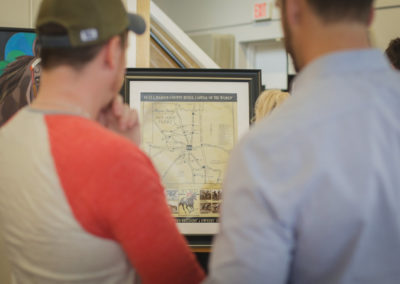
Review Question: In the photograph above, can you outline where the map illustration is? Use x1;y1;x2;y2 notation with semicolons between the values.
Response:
140;92;237;223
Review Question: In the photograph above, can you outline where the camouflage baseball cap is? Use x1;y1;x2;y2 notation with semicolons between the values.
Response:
36;0;146;48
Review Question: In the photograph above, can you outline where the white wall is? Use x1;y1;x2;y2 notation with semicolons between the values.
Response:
153;0;283;68
0;0;49;28
0;231;11;284
0;0;33;28
1;0;399;51
376;0;400;7
154;0;400;89
247;40;287;89
0;0;128;28
153;0;285;87
153;0;400;49
153;0;280;34
371;5;400;50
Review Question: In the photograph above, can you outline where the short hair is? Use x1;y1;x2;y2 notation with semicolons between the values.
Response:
253;89;290;123
385;38;400;70
38;24;128;71
306;0;374;24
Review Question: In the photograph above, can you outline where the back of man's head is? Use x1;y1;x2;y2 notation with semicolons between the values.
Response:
36;0;146;71
306;0;374;24
38;24;114;71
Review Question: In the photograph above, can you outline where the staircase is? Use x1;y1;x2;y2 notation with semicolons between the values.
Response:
127;1;219;69
150;21;200;68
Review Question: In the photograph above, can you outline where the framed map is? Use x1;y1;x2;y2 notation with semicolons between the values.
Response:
124;68;261;237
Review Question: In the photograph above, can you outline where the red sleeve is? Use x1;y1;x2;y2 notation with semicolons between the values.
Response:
46;116;205;284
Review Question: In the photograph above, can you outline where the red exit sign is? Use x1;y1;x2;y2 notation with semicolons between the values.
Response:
254;2;271;21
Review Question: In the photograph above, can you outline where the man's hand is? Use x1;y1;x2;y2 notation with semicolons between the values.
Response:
97;95;141;145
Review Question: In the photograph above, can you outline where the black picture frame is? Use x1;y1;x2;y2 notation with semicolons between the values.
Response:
124;68;261;122
0;27;35;34
124;68;261;247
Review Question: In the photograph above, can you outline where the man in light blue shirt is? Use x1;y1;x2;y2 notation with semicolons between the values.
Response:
205;0;400;283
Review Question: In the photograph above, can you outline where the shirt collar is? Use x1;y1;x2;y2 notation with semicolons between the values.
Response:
292;48;391;90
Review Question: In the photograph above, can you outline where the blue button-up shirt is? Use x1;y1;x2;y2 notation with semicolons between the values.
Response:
205;49;400;284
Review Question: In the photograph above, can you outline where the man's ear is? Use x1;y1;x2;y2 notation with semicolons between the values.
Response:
285;0;302;28
103;36;122;70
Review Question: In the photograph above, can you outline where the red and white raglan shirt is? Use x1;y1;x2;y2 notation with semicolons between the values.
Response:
0;107;205;284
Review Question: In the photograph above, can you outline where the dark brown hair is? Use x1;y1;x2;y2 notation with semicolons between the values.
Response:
385;38;400;70
306;0;374;24
38;24;128;70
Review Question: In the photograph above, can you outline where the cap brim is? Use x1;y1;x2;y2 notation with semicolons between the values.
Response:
128;13;146;35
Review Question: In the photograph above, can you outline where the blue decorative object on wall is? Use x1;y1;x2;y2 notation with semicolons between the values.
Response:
0;28;37;75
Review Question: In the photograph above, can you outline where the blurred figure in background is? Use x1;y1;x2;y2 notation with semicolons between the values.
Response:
385;37;400;70
253;89;290;123
0;51;40;127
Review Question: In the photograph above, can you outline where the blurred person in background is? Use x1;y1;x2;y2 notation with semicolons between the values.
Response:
253;89;290;123
385;37;400;70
